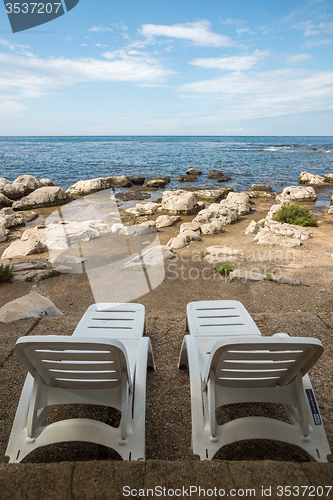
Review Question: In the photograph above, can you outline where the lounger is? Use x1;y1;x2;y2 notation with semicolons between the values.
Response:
180;302;331;462
6;303;154;463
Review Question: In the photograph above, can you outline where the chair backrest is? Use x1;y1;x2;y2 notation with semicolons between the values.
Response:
15;336;130;390
207;336;323;388
72;303;145;339
187;301;262;337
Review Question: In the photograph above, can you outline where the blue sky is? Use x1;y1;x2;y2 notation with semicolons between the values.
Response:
0;0;333;135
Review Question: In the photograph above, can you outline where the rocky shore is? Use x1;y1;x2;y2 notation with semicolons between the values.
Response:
0;168;333;468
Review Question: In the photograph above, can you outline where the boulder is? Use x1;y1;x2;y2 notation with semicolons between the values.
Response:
216;176;231;183
179;221;201;233
276;186;316;204
298;172;329;187
39;178;54;187
186;168;202;175
1;226;48;259
273;275;301;285
66;178;110;199
46;220;107;250
167;234;188;249
263;220;312;240
182;230;202;242
255;233;302;247
0;178;11;191
208;170;224;179
0;292;63;323
200;219;225;235
0;207;24;228
325;173;333;182
125;201;160;217
161;190;200;215
4;175;42;199
119;222;156;237
106;175;132;187
0;193;12;209
331;194;333;206
177;174;197;182
247;191;276;200
12;186;68;210
144;176;170;188
194;189;227;203
205;246;242;264
220;192;251;216
245;220;260;235
127;176;145;185
193;204;238;226
0;221;8;242
248;184;272;192
155;215;181;229
124;245;175;268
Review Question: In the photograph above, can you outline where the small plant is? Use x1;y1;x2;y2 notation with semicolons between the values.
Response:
315;308;321;314
25;276;34;282
273;202;317;227
87;230;98;239
216;264;234;276
0;264;14;283
196;249;209;259
259;220;265;228
324;309;330;313
264;273;274;281
39;270;61;281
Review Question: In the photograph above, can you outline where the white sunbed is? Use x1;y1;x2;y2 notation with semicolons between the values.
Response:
6;303;154;463
180;300;331;462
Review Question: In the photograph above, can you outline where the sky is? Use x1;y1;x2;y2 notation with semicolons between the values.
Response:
0;0;333;135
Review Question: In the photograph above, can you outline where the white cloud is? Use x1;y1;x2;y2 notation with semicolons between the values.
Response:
179;69;333;119
65;36;73;41
0;51;175;99
190;50;269;71
293;20;333;38
88;25;113;32
286;54;312;64
236;28;249;35
139;20;233;47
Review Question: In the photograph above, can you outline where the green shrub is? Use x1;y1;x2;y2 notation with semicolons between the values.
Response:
264;273;274;281
273;202;317;227
0;264;14;283
216;264;234;276
259;220;265;228
40;269;61;281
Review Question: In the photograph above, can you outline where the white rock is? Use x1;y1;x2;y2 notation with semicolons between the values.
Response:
0;292;63;323
0;178;11;191
193;204;238;226
179;221;201;233
106;175;132;187
276;186;316;204
255;233;301;247
206;245;243;257
119;223;156;236
0;221;8;242
273;275;301;285
156;215;181;228
220;192;251;216
161;190;199;214
111;222;125;233
39;178;54;187
182;230;202;242
125;245;175;268
298;172;328;186
2;227;48;259
229;268;265;282
66;178;110;199
245;220;260;234
263;220;312;240
193;189;226;202
4;175;42;199
0;193;12;208
206;254;239;264
325;173;333;182
125;201;160;216
200;219;225;235
12;186;68;210
167;234;188;249
0;207;24;228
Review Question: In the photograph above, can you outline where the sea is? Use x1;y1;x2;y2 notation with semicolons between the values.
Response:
1;136;333;204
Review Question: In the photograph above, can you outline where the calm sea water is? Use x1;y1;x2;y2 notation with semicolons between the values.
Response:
1;136;333;201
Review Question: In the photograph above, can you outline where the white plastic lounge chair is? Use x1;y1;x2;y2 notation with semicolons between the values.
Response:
186;300;262;376
179;332;331;462
6;303;154;463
